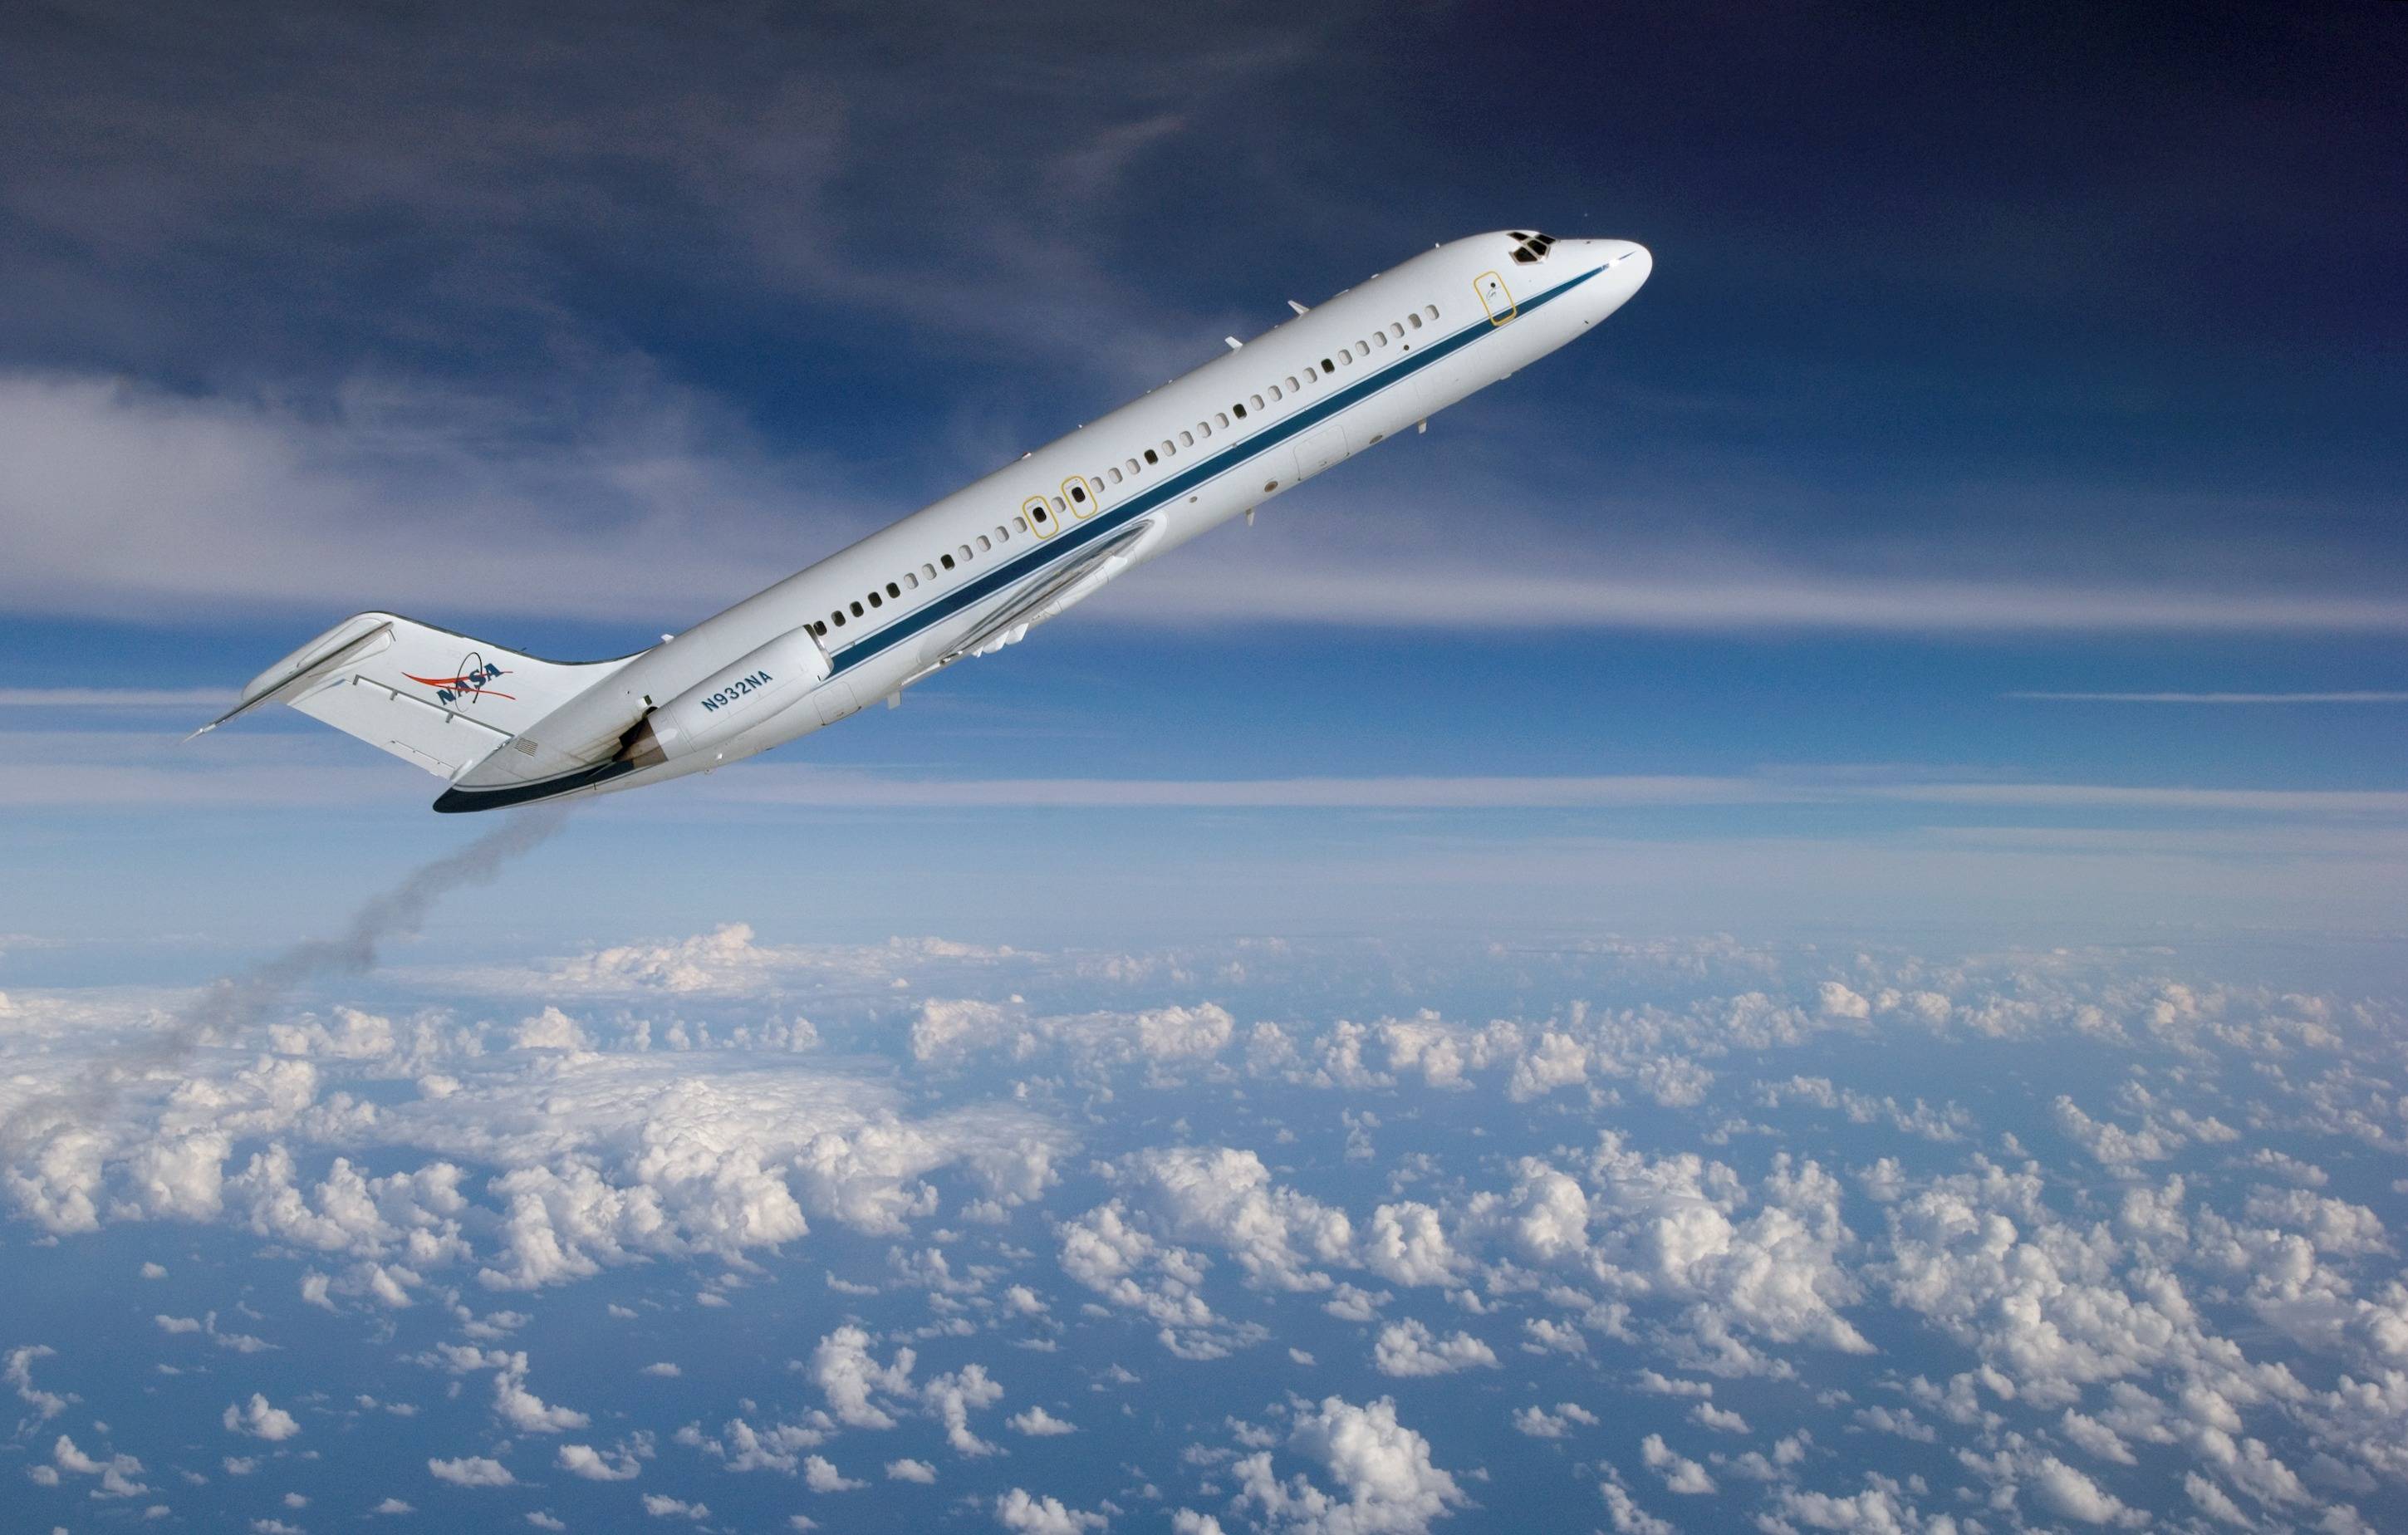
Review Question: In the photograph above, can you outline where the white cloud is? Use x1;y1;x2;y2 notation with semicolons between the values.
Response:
681;1416;826;1476
491;1352;589;1432
924;1364;1005;1457
222;1393;300;1441
809;1326;916;1430
885;1458;937;1483
427;1455;514;1487
1233;1395;1467;1535
1362;1203;1460;1287
1007;1405;1077;1436
802;1454;865;1492
642;1493;709;1519
993;1488;1108;1533
1638;1434;1715;1495
51;1434;149;1498
1512;1403;1598;1439
1371;1320;1498;1378
2027;1454;2131;1524
557;1444;641;1481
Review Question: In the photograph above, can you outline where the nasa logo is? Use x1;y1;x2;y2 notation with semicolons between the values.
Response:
405;651;515;708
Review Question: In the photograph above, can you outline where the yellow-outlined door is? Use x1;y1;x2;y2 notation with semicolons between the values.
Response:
1474;270;1517;326
1023;495;1062;540
1062;476;1100;519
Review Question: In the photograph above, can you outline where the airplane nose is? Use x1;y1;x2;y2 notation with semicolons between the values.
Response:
1601;240;1650;287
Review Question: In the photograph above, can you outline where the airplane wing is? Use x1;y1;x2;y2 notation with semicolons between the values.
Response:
942;519;1161;664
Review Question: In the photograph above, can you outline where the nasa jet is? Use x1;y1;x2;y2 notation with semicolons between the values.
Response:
199;231;1651;812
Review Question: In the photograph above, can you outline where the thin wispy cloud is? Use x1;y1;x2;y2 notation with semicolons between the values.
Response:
0;688;233;708
2006;690;2408;704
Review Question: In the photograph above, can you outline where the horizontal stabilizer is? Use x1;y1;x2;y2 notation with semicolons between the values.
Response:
200;612;637;781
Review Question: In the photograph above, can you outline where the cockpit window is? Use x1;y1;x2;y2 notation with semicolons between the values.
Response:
1509;231;1557;264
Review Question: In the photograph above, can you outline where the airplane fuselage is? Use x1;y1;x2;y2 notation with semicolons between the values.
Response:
206;231;1651;810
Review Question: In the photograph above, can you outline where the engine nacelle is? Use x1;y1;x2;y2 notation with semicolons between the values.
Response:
618;627;830;768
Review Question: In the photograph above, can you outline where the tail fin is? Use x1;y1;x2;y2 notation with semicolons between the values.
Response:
196;612;638;781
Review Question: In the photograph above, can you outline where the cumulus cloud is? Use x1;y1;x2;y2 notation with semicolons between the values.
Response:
51;1434;149;1498
1371;1320;1498;1377
1512;1402;1599;1439
492;1352;589;1432
1638;1434;1716;1495
558;1443;642;1481
1007;1405;1077;1436
223;1393;300;1440
427;1455;515;1487
993;1488;1108;1533
802;1454;866;1492
1232;1395;1468;1534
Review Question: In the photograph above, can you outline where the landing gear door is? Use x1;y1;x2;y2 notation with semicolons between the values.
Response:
1474;270;1517;326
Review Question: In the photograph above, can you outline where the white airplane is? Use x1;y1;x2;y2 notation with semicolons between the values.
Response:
199;230;1652;812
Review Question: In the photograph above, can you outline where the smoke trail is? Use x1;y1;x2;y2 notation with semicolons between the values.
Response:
1;805;570;1162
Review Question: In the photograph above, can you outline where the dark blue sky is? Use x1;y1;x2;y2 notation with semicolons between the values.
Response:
0;0;2401;951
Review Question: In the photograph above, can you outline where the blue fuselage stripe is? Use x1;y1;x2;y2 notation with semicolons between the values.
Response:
823;263;1602;678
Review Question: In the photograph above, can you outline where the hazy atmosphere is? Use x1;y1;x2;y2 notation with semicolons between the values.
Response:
3;3;2402;1532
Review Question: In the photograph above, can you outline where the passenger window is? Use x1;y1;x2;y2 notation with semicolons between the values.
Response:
1372;331;1386;347
1233;402;1247;418
1160;440;1174;458
1107;466;1122;483
1425;304;1439;320
959;544;972;561
1126;457;1140;474
978;534;991;551
1249;394;1263;409
868;591;881;608
1179;430;1194;447
849;601;863;617
924;563;937;579
1268;385;1282;401
1355;341;1368;357
1069;483;1088;505
1286;375;1299;390
1407;312;1422;330
886;581;900;598
1216;411;1231;428
1050;496;1067;513
1143;448;1159;464
1197;421;1211;438
942;553;955;570
994;525;1008;542
1322;357;1335;372
1336;351;1350;367
1390;322;1405;339
832;611;846;626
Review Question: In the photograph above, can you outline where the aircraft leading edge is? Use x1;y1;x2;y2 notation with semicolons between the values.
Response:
200;230;1654;810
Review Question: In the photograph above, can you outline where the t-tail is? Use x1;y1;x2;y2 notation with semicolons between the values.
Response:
192;612;645;804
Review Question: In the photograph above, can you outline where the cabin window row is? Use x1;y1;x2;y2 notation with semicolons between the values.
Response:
803;302;1445;641
1086;302;1442;491
808;513;1034;637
